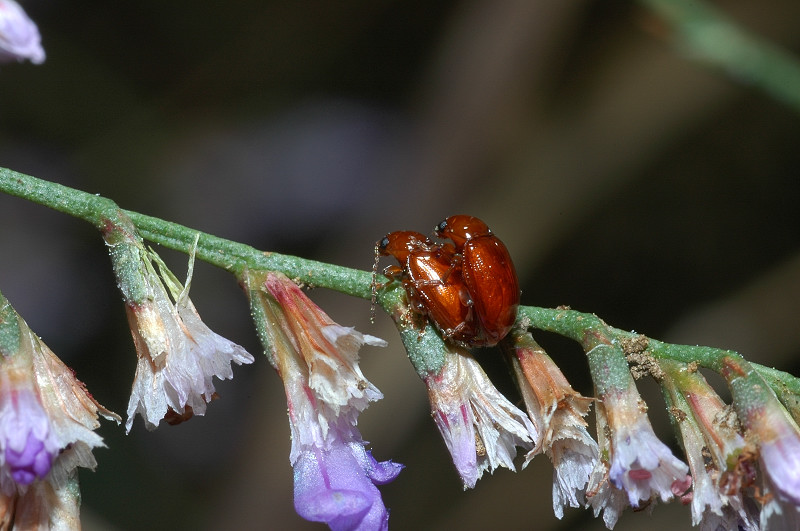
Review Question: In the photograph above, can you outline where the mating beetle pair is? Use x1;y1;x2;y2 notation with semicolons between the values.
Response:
374;215;520;347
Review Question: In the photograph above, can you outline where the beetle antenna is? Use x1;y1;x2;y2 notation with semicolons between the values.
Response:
370;241;381;323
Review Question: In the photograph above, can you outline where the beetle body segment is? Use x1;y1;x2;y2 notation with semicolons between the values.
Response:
459;235;519;345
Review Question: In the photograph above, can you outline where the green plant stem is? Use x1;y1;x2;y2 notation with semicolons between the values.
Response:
0;167;372;300
641;0;800;113
0;289;21;356
3;166;800;398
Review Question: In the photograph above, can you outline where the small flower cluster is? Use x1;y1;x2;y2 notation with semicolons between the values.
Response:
4;204;800;530
402;310;800;531
574;338;800;530
402;322;598;519
0;216;259;526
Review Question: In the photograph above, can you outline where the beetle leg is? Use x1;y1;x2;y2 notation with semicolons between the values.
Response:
371;265;406;322
371;265;404;298
401;279;429;315
411;277;446;288
435;244;462;284
382;264;405;279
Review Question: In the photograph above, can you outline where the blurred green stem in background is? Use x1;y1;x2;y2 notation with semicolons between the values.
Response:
641;0;800;113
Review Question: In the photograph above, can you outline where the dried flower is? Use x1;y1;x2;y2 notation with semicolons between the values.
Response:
122;247;253;431
585;399;634;529
424;343;536;489
0;0;44;64
658;359;758;530
750;401;800;507
583;343;689;528
603;386;689;506
0;296;117;527
509;332;598;519
585;380;690;528
758;471;800;531
1;470;82;529
248;271;401;530
734;387;800;529
718;355;800;528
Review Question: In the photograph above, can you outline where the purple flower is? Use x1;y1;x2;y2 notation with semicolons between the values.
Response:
0;0;44;64
248;271;401;530
294;440;402;531
0;388;58;488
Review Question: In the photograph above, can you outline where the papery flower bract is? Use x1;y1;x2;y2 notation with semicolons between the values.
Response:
424;344;536;489
719;356;800;529
585;401;631;530
510;333;598;519
736;391;800;530
250;271;401;531
550;437;599;519
677;404;757;531
3;469;82;530
0;0;44;64
124;248;253;431
758;470;800;531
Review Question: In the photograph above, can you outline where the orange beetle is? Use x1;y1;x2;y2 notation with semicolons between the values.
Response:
375;231;480;345
434;215;520;346
375;216;519;347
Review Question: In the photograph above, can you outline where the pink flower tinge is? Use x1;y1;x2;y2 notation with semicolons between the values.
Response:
749;398;800;507
737;383;800;527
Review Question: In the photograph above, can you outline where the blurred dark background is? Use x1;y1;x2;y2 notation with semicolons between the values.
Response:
2;1;800;529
